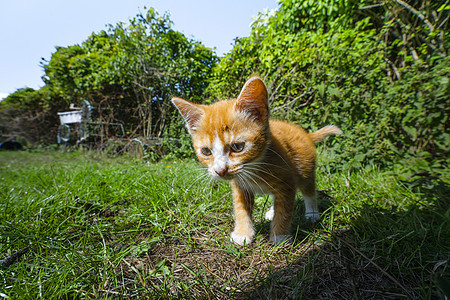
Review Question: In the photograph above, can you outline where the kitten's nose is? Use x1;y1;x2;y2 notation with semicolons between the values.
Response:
215;167;228;177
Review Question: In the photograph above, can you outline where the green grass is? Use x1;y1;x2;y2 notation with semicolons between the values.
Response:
0;150;448;299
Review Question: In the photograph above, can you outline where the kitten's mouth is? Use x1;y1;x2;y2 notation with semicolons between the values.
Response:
222;173;236;180
210;168;237;180
212;172;235;181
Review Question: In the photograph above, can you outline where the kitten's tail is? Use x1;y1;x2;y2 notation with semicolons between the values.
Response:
309;125;342;144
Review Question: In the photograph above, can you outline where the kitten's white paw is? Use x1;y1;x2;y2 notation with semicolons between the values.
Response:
265;205;275;221
269;234;291;245
230;232;253;246
305;211;321;222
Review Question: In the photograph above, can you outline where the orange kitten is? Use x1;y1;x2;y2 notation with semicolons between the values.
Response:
172;76;342;245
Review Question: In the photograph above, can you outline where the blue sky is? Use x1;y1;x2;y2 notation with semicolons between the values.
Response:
0;0;278;100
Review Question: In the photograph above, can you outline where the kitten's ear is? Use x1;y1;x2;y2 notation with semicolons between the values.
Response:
235;76;269;121
171;97;204;133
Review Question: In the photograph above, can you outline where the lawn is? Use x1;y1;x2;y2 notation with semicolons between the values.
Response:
0;150;448;299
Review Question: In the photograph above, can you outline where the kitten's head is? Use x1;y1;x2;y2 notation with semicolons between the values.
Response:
172;76;270;180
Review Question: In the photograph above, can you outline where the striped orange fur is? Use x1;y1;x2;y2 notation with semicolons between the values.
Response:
172;76;342;245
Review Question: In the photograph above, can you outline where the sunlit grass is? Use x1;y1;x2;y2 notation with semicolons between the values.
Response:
0;151;448;299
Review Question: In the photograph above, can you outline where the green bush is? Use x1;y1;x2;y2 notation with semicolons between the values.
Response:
207;0;449;179
160;116;195;160
1;8;217;146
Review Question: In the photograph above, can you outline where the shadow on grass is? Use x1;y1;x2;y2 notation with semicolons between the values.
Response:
238;180;450;299
88;176;448;299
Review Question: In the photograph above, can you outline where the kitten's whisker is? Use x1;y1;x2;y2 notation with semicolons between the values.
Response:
246;161;284;168
198;173;213;194
244;165;276;178
245;162;286;172
184;172;210;194
244;162;298;193
243;166;281;193
244;166;286;185
236;173;252;194
237;173;257;196
189;175;209;193
207;176;216;198
242;170;266;194
265;147;291;168
249;165;297;193
171;167;207;185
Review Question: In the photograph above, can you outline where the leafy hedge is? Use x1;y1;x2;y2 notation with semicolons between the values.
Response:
1;1;448;181
207;0;449;179
1;9;217;145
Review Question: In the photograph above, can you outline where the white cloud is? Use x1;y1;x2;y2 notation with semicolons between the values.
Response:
0;93;9;101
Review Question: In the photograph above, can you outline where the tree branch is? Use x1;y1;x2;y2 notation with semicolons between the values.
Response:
0;247;29;268
394;0;435;32
383;57;401;80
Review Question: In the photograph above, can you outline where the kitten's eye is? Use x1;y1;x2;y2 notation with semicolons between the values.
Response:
201;147;212;156
231;142;245;153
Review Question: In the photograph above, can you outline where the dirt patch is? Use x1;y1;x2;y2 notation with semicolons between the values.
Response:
103;229;420;299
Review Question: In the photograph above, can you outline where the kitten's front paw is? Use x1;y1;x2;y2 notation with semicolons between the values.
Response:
265;205;274;221
269;234;292;245
305;211;321;222
230;231;253;246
